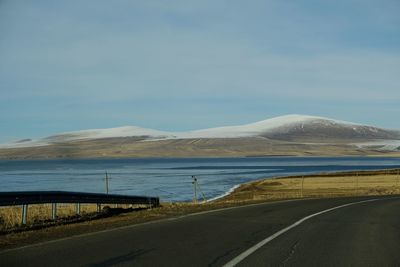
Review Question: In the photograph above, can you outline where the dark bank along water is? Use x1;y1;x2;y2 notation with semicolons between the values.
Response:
0;157;400;202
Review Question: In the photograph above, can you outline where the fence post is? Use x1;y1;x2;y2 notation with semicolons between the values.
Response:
51;203;57;220
97;203;101;212
21;204;28;225
76;203;81;215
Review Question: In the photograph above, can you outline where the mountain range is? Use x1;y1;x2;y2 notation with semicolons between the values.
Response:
1;115;399;159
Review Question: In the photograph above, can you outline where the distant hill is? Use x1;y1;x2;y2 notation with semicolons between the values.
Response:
1;114;399;159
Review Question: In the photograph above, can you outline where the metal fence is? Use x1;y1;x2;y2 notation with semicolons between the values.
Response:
0;191;159;225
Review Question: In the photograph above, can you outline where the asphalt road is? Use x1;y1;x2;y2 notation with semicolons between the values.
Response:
1;196;400;267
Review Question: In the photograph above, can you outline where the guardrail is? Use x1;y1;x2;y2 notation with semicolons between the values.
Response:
0;191;160;225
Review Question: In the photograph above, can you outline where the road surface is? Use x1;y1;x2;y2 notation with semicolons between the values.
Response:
1;196;400;266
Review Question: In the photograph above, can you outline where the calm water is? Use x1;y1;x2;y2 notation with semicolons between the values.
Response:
1;157;400;202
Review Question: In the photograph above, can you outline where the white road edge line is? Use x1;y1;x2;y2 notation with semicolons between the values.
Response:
223;198;381;267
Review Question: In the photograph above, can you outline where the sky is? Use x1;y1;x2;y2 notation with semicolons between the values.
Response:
0;0;399;143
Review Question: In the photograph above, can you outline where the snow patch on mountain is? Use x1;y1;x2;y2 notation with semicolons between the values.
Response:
0;139;49;148
45;126;175;142
176;114;353;139
354;140;400;151
0;126;175;148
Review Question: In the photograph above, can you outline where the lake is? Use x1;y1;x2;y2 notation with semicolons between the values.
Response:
1;157;400;202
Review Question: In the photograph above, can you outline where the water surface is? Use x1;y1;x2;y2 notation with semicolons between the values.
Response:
1;157;400;202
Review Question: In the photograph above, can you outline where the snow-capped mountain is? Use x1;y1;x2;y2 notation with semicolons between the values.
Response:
1;115;399;152
175;114;399;141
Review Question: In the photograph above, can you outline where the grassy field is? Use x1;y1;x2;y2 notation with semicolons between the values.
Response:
220;169;400;203
0;203;117;230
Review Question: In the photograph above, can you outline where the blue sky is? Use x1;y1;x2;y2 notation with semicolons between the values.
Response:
0;0;399;143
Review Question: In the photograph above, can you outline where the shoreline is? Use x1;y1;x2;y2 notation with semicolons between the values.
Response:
1;154;400;161
205;184;241;203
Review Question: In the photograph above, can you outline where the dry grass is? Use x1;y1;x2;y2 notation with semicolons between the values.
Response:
221;172;400;203
0;203;131;230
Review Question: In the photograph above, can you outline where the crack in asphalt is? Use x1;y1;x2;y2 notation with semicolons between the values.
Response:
280;240;300;267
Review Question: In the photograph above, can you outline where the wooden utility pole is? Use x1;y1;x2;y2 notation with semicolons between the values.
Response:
192;176;198;204
105;171;109;195
192;175;206;203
